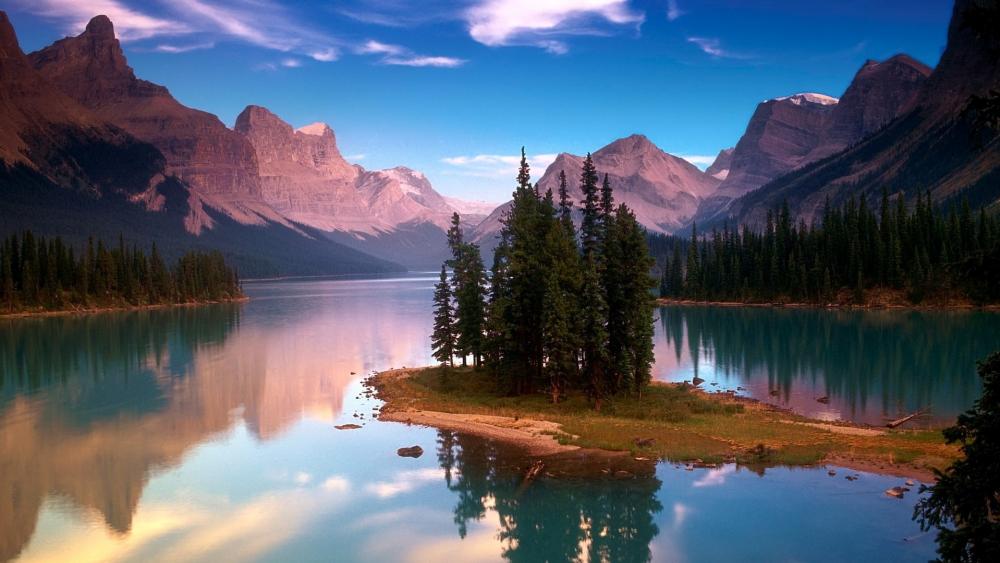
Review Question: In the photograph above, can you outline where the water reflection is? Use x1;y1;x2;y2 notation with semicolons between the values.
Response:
0;279;959;561
655;306;1000;425
436;431;663;563
0;276;438;561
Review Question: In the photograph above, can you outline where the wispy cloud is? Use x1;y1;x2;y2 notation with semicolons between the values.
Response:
18;0;340;62
344;153;367;161
666;0;684;21
281;58;303;68
442;153;559;179
17;0;188;41
687;36;750;59
464;0;644;53
358;39;465;68
153;41;215;53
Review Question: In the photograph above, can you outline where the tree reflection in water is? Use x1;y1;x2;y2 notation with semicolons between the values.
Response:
437;430;663;563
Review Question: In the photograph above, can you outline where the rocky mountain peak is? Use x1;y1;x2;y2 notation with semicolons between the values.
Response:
85;15;115;39
705;148;734;180
0;11;21;58
601;134;658;156
296;122;333;137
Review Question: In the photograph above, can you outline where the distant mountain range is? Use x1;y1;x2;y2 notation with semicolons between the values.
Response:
2;0;997;275
0;13;487;274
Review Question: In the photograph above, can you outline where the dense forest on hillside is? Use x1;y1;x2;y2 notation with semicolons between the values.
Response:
651;191;1000;305
1;231;243;314
434;151;656;409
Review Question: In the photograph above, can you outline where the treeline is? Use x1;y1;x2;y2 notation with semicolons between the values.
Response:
1;231;243;313
656;191;1000;304
433;150;656;409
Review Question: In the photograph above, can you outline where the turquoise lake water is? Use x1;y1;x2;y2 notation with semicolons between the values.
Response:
4;274;992;561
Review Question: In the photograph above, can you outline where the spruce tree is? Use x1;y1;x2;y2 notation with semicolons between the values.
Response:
432;265;457;367
579;153;601;259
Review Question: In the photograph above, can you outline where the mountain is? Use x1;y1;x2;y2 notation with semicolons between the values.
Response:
540;135;720;232
708;0;1000;228
473;134;720;252
27;17;264;201
233;105;369;232
0;12;400;276
705;148;734;180
695;56;931;225
233;104;462;268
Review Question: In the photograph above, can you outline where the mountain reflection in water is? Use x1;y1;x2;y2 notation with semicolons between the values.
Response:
0;278;952;561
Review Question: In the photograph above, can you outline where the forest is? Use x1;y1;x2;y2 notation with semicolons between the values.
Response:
433;150;656;409
1;231;243;313
652;191;1000;305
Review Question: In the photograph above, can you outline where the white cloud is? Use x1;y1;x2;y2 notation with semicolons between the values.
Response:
19;0;340;61
386;55;465;68
344;153;367;161
153;41;215;53
281;58;303;68
365;468;443;499
687;36;750;59
321;475;350;492
310;48;339;62
18;0;188;41
666;0;684;21
293;471;312;485
442;153;559;179
692;464;735;488
359;40;405;56
359;39;465;68
464;0;644;52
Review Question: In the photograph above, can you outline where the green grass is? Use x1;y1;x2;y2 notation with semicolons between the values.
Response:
376;366;959;476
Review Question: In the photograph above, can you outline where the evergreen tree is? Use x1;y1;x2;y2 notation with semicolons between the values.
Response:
432;265;457;366
579;153;601;259
915;352;1000;562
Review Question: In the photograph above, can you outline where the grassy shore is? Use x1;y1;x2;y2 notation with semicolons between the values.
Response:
373;366;959;481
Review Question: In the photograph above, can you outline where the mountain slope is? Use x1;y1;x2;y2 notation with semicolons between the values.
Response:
473;134;720;253
28;16;263;201
0;12;400;276
695;55;931;226
710;0;1000;228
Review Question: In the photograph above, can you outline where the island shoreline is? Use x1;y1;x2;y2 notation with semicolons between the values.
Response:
371;366;956;482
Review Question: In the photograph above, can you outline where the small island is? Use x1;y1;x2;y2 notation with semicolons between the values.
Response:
372;366;958;482
1;231;245;317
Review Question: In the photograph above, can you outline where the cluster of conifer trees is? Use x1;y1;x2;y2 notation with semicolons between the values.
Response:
656;191;1000;304
1;231;243;312
433;150;656;409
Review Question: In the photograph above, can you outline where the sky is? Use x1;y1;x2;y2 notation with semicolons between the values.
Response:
5;0;954;203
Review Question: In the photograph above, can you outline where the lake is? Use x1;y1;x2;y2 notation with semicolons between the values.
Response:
2;275;993;562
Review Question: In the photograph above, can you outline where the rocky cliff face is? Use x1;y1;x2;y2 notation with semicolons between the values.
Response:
695;53;932;228
709;0;1000;229
28;16;262;199
0;11;165;196
716;93;839;200
233;105;370;231
234;105;457;235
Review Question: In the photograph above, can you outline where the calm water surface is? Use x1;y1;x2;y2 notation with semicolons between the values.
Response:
2;275;992;562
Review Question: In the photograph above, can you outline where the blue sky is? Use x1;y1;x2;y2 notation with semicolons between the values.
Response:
6;0;953;203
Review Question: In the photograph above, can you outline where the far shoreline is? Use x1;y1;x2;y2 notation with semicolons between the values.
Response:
656;297;1000;312
0;296;249;320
